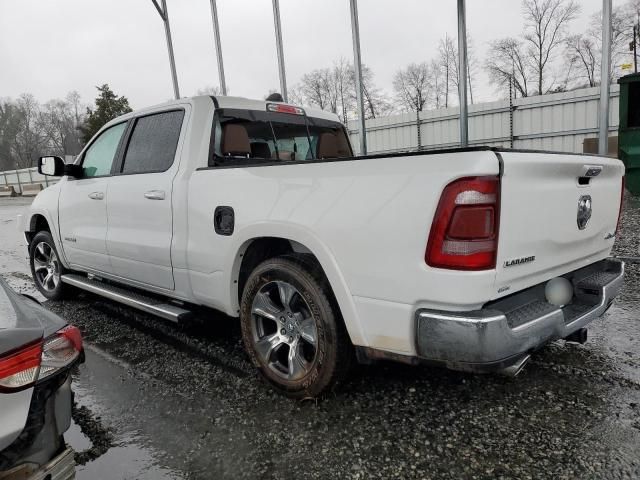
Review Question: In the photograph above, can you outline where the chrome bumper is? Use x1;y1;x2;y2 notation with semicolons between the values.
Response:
32;447;75;480
415;258;625;372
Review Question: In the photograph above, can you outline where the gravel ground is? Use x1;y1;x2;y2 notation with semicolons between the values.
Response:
0;195;639;480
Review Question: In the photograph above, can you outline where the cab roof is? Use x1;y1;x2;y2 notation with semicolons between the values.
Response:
105;95;342;128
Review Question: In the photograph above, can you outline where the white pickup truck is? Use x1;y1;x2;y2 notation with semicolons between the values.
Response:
22;95;625;397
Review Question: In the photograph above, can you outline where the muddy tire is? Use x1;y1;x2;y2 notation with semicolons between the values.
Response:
29;231;76;300
240;255;352;398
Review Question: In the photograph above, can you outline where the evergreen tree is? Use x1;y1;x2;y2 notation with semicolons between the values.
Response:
79;84;132;144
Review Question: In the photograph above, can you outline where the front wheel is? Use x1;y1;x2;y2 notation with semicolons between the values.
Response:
29;231;75;300
240;256;352;398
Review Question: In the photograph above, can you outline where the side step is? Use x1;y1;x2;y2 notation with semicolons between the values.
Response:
61;274;192;323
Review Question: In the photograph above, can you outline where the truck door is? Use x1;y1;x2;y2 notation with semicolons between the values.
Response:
58;121;128;273
105;109;186;291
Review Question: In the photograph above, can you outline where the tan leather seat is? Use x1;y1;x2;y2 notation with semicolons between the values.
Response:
316;132;339;159
222;124;251;157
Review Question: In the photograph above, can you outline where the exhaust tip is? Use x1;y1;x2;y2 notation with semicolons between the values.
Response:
500;355;531;378
565;328;588;345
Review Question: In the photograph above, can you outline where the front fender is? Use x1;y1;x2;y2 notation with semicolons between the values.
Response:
24;182;68;268
226;222;369;348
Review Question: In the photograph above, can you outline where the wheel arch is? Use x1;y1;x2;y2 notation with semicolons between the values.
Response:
229;229;367;348
25;207;70;269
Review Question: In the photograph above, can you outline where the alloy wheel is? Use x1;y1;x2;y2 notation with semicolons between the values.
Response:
250;280;318;381
33;241;60;292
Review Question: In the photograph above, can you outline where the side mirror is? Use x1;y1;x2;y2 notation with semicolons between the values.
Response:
38;156;65;176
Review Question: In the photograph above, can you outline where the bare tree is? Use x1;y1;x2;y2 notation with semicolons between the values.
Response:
437;34;478;107
392;62;432;112
0;100;23;171
0;91;86;170
287;85;306;106
13;94;47;169
486;37;531;97
298;67;335;113
430;59;447;109
438;35;456;107
196;85;225;96
353;64;393;119
565;34;598;86
522;0;580;95
294;59;391;122
564;6;631;88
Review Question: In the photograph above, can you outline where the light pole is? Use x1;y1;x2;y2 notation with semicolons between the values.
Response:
209;0;227;95
272;0;288;102
349;0;367;155
150;0;180;99
598;0;612;156
457;0;469;147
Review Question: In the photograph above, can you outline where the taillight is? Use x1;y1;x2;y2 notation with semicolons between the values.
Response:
616;176;625;235
426;176;500;270
39;325;82;381
0;341;43;391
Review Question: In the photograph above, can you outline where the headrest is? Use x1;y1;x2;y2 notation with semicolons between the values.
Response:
316;132;339;159
222;124;251;156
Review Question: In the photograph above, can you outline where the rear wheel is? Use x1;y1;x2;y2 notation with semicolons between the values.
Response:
240;255;352;398
29;231;75;300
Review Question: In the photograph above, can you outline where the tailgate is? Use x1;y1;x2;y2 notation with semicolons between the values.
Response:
494;150;624;297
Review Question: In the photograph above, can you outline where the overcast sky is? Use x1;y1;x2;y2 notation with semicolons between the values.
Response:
0;0;628;110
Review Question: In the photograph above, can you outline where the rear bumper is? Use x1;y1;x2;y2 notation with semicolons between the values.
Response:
31;447;75;480
415;258;624;372
0;447;75;480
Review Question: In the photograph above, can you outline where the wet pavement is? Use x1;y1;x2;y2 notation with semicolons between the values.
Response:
0;195;639;479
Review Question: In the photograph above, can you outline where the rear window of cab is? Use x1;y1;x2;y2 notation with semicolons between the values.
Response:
210;108;352;167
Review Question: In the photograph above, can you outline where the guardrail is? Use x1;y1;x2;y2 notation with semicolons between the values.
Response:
0;167;59;195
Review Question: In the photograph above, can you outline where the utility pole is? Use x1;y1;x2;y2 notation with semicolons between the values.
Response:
598;0;612;156
272;0;288;102
349;0;367;155
634;20;638;74
151;0;180;99
209;0;227;95
457;0;469;147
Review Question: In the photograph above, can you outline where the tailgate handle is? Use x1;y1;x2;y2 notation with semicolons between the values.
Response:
578;165;603;186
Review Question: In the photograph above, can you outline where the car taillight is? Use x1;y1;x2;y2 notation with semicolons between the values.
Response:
39;325;82;381
426;176;500;270
0;341;43;391
616;176;625;235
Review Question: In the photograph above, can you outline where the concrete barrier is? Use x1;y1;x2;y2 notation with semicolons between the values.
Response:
0;186;17;197
21;183;43;196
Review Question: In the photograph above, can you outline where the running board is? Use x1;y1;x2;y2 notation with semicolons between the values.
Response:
61;274;192;323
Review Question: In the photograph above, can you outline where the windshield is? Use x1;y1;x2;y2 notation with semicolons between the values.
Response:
211;108;352;166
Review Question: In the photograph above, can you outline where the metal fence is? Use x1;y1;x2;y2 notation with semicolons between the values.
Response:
347;85;621;155
0;167;59;194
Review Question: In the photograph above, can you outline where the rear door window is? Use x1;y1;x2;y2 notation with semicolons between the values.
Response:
121;110;184;174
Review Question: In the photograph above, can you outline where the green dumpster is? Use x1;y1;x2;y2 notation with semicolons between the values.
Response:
618;73;640;195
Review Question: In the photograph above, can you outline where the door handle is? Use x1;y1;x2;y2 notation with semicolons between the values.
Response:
144;190;166;200
88;192;104;200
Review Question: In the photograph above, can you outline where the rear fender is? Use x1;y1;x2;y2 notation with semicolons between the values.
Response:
227;223;368;348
